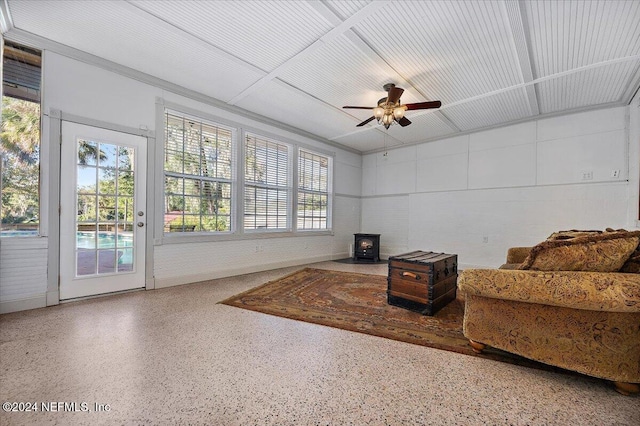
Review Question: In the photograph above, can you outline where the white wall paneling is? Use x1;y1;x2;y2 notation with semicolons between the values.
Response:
333;149;362;196
416;134;470;192
361;106;636;269
628;90;640;226
407;183;630;268
416;152;468;193
468;143;537;189
536;107;626;142
331;195;361;258
537;129;627;185
153;236;334;288
370;145;417;196
0;238;48;313
361;195;410;258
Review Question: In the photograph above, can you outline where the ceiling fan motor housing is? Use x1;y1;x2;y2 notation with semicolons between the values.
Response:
382;83;397;92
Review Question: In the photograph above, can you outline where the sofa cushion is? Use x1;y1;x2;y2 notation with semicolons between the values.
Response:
519;230;640;272
547;230;602;240
498;263;521;270
505;247;533;265
620;246;640;273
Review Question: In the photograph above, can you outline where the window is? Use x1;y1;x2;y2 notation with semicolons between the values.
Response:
163;111;234;233
162;106;333;239
244;133;291;231
1;41;42;237
297;149;331;230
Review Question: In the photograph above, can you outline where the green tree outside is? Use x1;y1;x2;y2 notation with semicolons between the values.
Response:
1;96;40;232
164;114;232;232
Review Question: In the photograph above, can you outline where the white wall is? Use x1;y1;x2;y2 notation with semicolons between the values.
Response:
362;106;638;268
0;51;362;312
628;89;640;227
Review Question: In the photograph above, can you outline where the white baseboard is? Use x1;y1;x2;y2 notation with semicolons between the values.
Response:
1;295;47;314
154;253;336;289
331;251;350;260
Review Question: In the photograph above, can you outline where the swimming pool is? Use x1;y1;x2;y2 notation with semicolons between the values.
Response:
0;230;39;237
1;231;134;264
76;231;133;249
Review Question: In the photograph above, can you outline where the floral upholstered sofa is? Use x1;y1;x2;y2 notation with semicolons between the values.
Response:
458;229;640;395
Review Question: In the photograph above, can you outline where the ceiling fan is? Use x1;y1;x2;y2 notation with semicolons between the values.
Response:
343;83;441;129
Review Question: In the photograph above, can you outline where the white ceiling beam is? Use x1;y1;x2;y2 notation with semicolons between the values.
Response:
502;0;539;116
227;0;391;105
432;112;461;134
622;63;640;104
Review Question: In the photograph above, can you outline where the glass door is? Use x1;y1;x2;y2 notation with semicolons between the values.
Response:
59;122;147;300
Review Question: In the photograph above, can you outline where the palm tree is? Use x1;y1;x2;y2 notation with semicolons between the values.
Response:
1;97;41;227
77;141;107;165
1;97;39;163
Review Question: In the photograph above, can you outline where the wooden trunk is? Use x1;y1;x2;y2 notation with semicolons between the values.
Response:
387;251;458;316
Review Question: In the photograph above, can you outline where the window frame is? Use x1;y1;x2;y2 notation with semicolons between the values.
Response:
296;147;333;232
157;101;334;245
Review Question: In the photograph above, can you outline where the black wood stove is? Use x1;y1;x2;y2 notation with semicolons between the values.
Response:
353;233;381;262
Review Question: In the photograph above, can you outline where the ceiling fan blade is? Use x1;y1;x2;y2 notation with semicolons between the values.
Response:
343;105;375;110
386;86;404;104
356;116;376;127
404;100;442;110
397;116;412;127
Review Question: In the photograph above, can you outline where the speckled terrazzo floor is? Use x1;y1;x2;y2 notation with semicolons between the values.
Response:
1;261;638;425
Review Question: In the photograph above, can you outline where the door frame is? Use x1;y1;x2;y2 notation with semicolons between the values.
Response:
46;110;156;305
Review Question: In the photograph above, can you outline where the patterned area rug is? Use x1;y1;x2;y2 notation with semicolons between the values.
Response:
221;268;558;369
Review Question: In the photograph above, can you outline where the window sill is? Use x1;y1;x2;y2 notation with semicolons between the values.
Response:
157;230;333;245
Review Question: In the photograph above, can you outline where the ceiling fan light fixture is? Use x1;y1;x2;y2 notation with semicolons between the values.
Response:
393;106;405;120
373;106;385;119
382;113;394;126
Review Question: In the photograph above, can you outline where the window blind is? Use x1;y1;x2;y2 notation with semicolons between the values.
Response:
164;111;234;233
244;134;291;231
297;149;330;230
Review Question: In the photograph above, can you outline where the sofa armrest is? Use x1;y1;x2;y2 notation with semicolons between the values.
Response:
505;247;532;264
458;269;640;312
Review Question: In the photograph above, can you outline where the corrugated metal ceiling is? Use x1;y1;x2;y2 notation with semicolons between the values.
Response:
3;0;640;153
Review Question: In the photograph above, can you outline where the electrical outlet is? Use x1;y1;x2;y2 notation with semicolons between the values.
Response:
582;171;593;181
611;170;620;178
